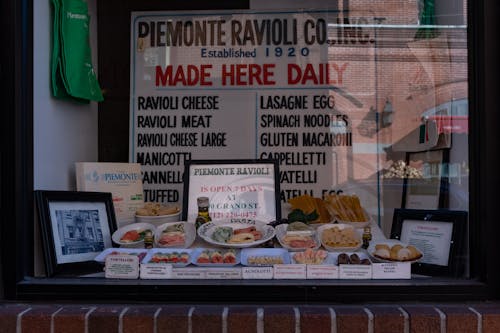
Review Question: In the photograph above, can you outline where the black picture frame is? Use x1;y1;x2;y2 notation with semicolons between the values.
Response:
402;149;450;210
390;208;467;277
34;190;117;277
182;159;281;223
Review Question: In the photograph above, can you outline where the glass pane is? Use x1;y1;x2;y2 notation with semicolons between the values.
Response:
126;0;469;279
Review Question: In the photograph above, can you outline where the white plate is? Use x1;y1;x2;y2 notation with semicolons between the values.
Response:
142;248;192;267
197;220;275;248
290;249;334;265
191;248;241;267
94;248;149;263
367;239;423;263
154;221;196;248
112;222;156;248
274;224;321;252
240;248;290;266
317;224;362;252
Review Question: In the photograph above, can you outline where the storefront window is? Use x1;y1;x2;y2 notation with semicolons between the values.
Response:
9;0;498;302
120;0;470;280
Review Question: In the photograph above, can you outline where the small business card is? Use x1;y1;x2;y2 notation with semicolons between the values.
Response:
105;255;139;279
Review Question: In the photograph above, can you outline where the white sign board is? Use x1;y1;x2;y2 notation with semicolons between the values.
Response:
400;220;453;266
130;10;372;213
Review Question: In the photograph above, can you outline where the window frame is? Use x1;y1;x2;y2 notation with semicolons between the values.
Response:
2;0;500;302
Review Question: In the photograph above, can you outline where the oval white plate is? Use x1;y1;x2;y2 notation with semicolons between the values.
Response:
290;249;334;265
142;248;193;267
191;248;241;267
367;239;423;263
240;248;290;266
112;222;156;248
197;220;275;248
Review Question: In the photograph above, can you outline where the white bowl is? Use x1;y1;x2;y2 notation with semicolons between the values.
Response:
317;223;362;252
274;224;321;252
112;222;156;248
136;211;182;227
154;221;196;248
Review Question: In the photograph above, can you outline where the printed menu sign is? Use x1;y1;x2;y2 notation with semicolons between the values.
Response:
129;10;369;214
400;220;453;266
184;161;278;222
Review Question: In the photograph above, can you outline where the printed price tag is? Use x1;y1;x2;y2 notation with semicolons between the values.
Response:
306;265;339;279
339;265;372;279
242;266;274;279
171;268;207;279
105;255;139;279
206;268;242;279
274;264;306;279
140;263;173;279
372;263;411;279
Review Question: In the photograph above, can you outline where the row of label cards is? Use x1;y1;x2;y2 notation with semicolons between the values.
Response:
104;255;411;279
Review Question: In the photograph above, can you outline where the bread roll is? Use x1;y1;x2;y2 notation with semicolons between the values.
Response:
390;244;403;259
397;247;412;260
407;245;421;259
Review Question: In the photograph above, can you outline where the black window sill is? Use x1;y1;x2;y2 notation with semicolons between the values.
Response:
17;276;489;303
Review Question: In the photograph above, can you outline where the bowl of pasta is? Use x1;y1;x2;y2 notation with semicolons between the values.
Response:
317;223;362;251
135;202;181;227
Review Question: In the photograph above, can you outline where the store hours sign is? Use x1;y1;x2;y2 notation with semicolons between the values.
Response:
130;10;361;215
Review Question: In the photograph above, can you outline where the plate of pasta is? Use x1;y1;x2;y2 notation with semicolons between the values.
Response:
197;220;275;248
317;223;362;251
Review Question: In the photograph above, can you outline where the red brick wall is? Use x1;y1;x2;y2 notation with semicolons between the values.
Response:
0;302;499;333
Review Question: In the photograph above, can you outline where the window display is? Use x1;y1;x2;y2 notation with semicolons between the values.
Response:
97;4;469;282
6;0;490;302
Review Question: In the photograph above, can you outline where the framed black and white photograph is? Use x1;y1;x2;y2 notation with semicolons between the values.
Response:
182;159;281;223
35;190;117;277
390;208;467;277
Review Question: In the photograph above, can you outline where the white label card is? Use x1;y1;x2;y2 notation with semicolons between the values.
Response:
242;266;274;279
206;268;242;279
339;265;372;279
274;264;306;279
140;263;173;279
105;255;139;279
372;263;411;279
306;265;339;279
171;268;207;279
